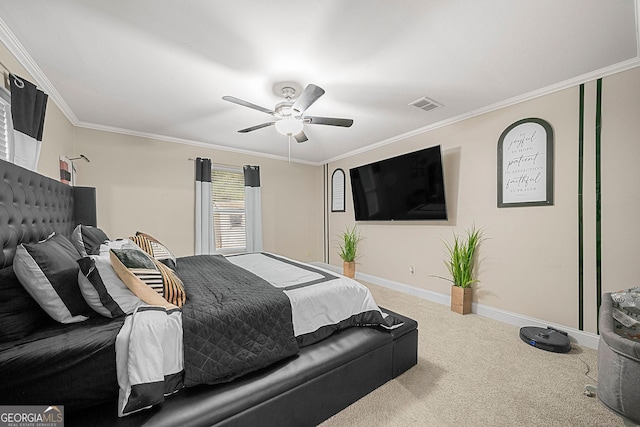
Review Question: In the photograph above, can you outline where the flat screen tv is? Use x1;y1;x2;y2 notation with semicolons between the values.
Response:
349;145;447;221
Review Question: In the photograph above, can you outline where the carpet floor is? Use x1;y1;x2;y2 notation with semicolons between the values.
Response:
319;282;623;427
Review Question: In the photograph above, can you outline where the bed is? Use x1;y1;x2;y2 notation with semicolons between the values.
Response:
0;158;418;426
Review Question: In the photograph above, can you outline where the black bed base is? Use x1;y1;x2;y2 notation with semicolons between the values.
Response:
68;309;418;427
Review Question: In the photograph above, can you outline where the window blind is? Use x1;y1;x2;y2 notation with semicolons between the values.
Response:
211;167;246;253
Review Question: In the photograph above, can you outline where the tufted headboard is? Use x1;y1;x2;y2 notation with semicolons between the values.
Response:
0;159;96;268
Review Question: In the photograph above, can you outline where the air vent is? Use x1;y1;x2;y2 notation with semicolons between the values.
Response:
409;96;442;112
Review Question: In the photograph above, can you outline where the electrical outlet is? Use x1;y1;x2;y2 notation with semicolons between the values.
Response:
409;265;415;275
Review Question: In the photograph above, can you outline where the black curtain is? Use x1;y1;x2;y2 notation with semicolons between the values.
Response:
10;74;47;141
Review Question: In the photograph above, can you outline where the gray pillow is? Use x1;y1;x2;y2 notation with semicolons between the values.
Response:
14;233;90;324
71;224;110;256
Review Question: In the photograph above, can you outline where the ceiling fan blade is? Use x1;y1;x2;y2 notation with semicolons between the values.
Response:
305;116;354;127
294;130;308;143
222;96;275;115
238;122;275;133
292;84;325;114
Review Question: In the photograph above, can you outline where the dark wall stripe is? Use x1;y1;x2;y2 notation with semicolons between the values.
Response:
324;164;329;263
578;84;585;331
595;78;603;332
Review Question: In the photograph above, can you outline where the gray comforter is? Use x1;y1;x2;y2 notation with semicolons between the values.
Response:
176;255;299;387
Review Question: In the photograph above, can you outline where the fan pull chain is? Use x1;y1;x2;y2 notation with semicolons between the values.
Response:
288;134;291;164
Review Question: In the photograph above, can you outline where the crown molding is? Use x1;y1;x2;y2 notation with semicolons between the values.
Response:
75;120;320;166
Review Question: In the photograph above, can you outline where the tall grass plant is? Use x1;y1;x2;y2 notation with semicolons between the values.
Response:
439;226;484;288
338;225;361;263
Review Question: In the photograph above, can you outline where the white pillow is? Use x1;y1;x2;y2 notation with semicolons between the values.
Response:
77;242;143;318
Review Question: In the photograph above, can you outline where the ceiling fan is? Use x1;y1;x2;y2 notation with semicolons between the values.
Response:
222;84;353;143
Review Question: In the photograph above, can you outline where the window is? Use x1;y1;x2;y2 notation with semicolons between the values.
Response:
0;87;13;162
211;166;246;253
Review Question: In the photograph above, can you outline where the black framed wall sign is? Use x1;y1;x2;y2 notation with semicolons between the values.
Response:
331;168;345;212
497;118;554;208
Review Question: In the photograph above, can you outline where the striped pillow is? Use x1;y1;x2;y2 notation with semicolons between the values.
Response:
130;232;177;269
110;247;185;308
153;259;186;308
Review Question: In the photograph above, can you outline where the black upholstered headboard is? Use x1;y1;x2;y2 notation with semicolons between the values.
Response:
0;159;96;268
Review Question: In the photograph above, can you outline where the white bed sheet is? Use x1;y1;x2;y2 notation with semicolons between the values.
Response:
226;253;383;337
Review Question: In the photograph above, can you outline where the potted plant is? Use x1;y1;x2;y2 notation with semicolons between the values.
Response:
437;225;484;314
338;225;361;278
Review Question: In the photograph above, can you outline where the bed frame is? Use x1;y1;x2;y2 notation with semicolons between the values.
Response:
0;159;418;426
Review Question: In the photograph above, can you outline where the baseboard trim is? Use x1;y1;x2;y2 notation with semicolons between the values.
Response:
313;263;600;349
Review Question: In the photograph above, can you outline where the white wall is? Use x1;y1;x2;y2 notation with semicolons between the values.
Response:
600;68;640;317
73;127;324;260
327;66;640;335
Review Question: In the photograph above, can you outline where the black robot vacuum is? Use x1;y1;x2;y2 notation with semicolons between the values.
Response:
520;326;571;353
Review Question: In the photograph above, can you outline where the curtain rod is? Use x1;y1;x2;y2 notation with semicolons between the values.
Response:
188;158;246;170
0;60;26;90
188;158;236;167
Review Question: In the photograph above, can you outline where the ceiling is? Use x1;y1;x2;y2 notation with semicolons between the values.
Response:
0;1;638;165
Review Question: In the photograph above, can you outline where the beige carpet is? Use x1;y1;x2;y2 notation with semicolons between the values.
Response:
319;282;623;427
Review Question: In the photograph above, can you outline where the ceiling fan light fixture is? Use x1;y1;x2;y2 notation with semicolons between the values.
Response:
223;83;353;142
275;117;304;136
